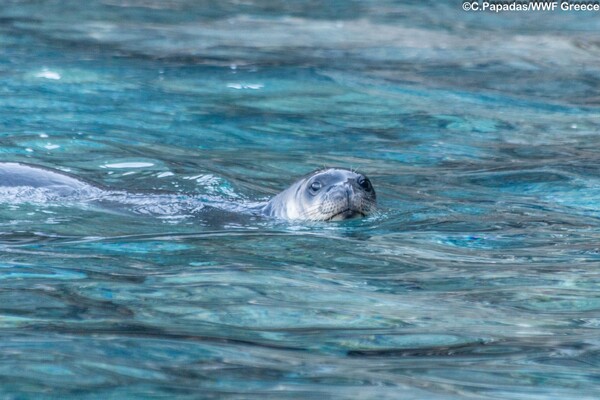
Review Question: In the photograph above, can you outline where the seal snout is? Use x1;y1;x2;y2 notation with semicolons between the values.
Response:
328;183;352;205
322;182;364;221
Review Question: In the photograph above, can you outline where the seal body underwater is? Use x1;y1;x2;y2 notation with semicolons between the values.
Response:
261;168;376;221
0;163;376;221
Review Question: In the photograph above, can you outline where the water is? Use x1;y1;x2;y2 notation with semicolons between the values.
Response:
1;1;600;398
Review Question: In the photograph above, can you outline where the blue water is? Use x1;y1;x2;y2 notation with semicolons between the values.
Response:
1;1;600;398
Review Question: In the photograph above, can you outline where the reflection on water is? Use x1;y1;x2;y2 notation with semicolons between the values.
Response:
1;0;600;398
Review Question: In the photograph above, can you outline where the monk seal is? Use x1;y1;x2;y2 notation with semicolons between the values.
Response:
0;162;96;195
0;163;376;221
260;168;376;221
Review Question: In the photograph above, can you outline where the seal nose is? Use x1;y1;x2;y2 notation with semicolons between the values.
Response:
344;182;356;206
329;184;352;207
345;180;355;194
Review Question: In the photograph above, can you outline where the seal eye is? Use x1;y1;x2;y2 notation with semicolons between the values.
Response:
357;176;372;192
309;181;322;192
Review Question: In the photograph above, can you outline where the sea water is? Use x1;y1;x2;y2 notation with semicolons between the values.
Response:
0;1;599;398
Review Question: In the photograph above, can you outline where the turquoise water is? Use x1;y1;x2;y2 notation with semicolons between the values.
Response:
2;1;600;398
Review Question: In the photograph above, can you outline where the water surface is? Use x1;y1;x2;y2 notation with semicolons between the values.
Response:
1;1;600;398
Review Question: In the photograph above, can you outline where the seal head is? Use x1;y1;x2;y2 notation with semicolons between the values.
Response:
262;168;376;221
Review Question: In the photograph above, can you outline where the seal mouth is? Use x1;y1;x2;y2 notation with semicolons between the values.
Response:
327;208;366;221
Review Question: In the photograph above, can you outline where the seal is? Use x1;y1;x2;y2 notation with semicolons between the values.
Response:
0;163;376;221
261;168;376;221
0;162;91;195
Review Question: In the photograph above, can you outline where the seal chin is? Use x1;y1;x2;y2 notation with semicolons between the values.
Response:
327;208;365;221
